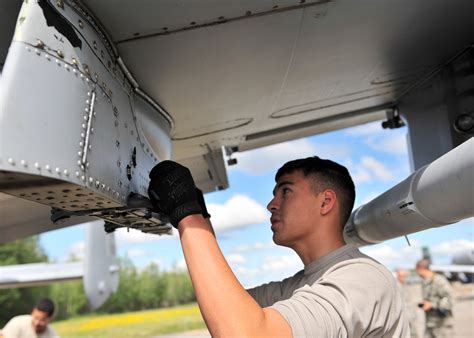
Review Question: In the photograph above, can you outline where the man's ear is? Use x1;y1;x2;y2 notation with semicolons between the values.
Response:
320;189;337;215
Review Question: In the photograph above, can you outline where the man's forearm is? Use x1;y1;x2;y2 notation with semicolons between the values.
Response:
178;214;290;337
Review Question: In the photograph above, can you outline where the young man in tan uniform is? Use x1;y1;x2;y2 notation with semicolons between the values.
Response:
148;156;409;337
1;298;58;338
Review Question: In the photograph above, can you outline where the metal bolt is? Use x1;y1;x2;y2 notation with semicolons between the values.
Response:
82;123;86;129
93;41;97;49
35;40;45;49
78;20;84;28
78;150;82;156
72;58;79;67
89;177;94;183
35;49;41;56
56;49;64;58
45;164;51;171
34;162;40;169
75;171;80;177
81;165;85;171
55;167;60;173
64;169;69;176
56;0;64;9
81;175;85;181
8;158;15;165
96;180;100;187
77;160;82;166
20;160;27;167
45;54;51;61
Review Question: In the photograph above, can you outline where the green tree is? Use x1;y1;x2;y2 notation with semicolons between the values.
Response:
0;236;49;326
49;280;88;320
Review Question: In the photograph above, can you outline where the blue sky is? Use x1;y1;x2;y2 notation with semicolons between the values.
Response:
40;120;473;287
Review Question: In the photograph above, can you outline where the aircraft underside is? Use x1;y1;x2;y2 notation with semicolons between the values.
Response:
1;0;472;242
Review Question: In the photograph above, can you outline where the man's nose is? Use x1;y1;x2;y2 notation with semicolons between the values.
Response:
267;196;278;211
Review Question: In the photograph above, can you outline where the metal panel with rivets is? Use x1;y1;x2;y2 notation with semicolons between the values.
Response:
0;1;171;217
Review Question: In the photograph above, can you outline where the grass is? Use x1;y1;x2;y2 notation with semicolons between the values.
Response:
52;303;207;337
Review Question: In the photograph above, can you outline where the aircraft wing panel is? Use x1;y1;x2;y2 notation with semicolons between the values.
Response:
0;262;83;289
81;0;474;159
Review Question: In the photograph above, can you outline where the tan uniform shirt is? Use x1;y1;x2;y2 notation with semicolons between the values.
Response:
1;315;58;338
248;244;409;337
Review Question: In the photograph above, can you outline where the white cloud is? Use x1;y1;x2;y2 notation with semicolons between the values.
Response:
227;254;246;265
208;194;268;232
126;248;149;258
231;139;350;175
350;156;395;184
65;241;85;261
360;156;394;181
431;239;474;256
234;241;276;253
261;253;301;272
116;227;177;245
345;121;408;156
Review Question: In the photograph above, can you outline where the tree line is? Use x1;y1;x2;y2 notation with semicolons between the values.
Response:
0;237;195;326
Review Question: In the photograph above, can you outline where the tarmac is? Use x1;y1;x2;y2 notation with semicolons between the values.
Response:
158;282;474;337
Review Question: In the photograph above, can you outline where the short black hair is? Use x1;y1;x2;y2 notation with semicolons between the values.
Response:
276;156;355;227
34;298;55;317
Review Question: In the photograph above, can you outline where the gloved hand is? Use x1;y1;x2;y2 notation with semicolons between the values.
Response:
148;160;203;228
196;188;211;219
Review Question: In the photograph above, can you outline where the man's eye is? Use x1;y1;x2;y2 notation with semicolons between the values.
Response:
282;188;290;194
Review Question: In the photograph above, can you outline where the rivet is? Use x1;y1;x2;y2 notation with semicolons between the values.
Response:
55;167;60;173
88;144;92;150
78;150;82;156
45;54;51;61
86;78;90;83
86;162;90;168
56;0;64;9
35;49;41;55
80;132;85;138
34;162;40;169
80;164;85;171
84;65;90;75
78;20;84;28
101;184;105;189
86;99;90;104
56;49;64;58
35;40;45;49
85;107;89;113
75;171;80;177
93;41;97;49
73;69;77;74
64;169;69;176
90;128;94;133
89;177;94;183
77;160;82;165
83;115;88;121
87;91;91;97
56;59;61;65
82;123;86;129
80;73;84;78
8;158;15;165
72;58;79;67
20;160;27;167
95;180;100;187
25;46;31;52
65;65;69;71
45;164;51;171
81;175;85;181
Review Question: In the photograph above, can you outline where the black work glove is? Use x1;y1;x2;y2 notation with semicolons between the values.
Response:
196;188;211;219
148;160;203;228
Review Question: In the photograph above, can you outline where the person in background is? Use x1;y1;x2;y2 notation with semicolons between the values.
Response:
415;259;454;338
396;268;419;337
0;298;58;338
